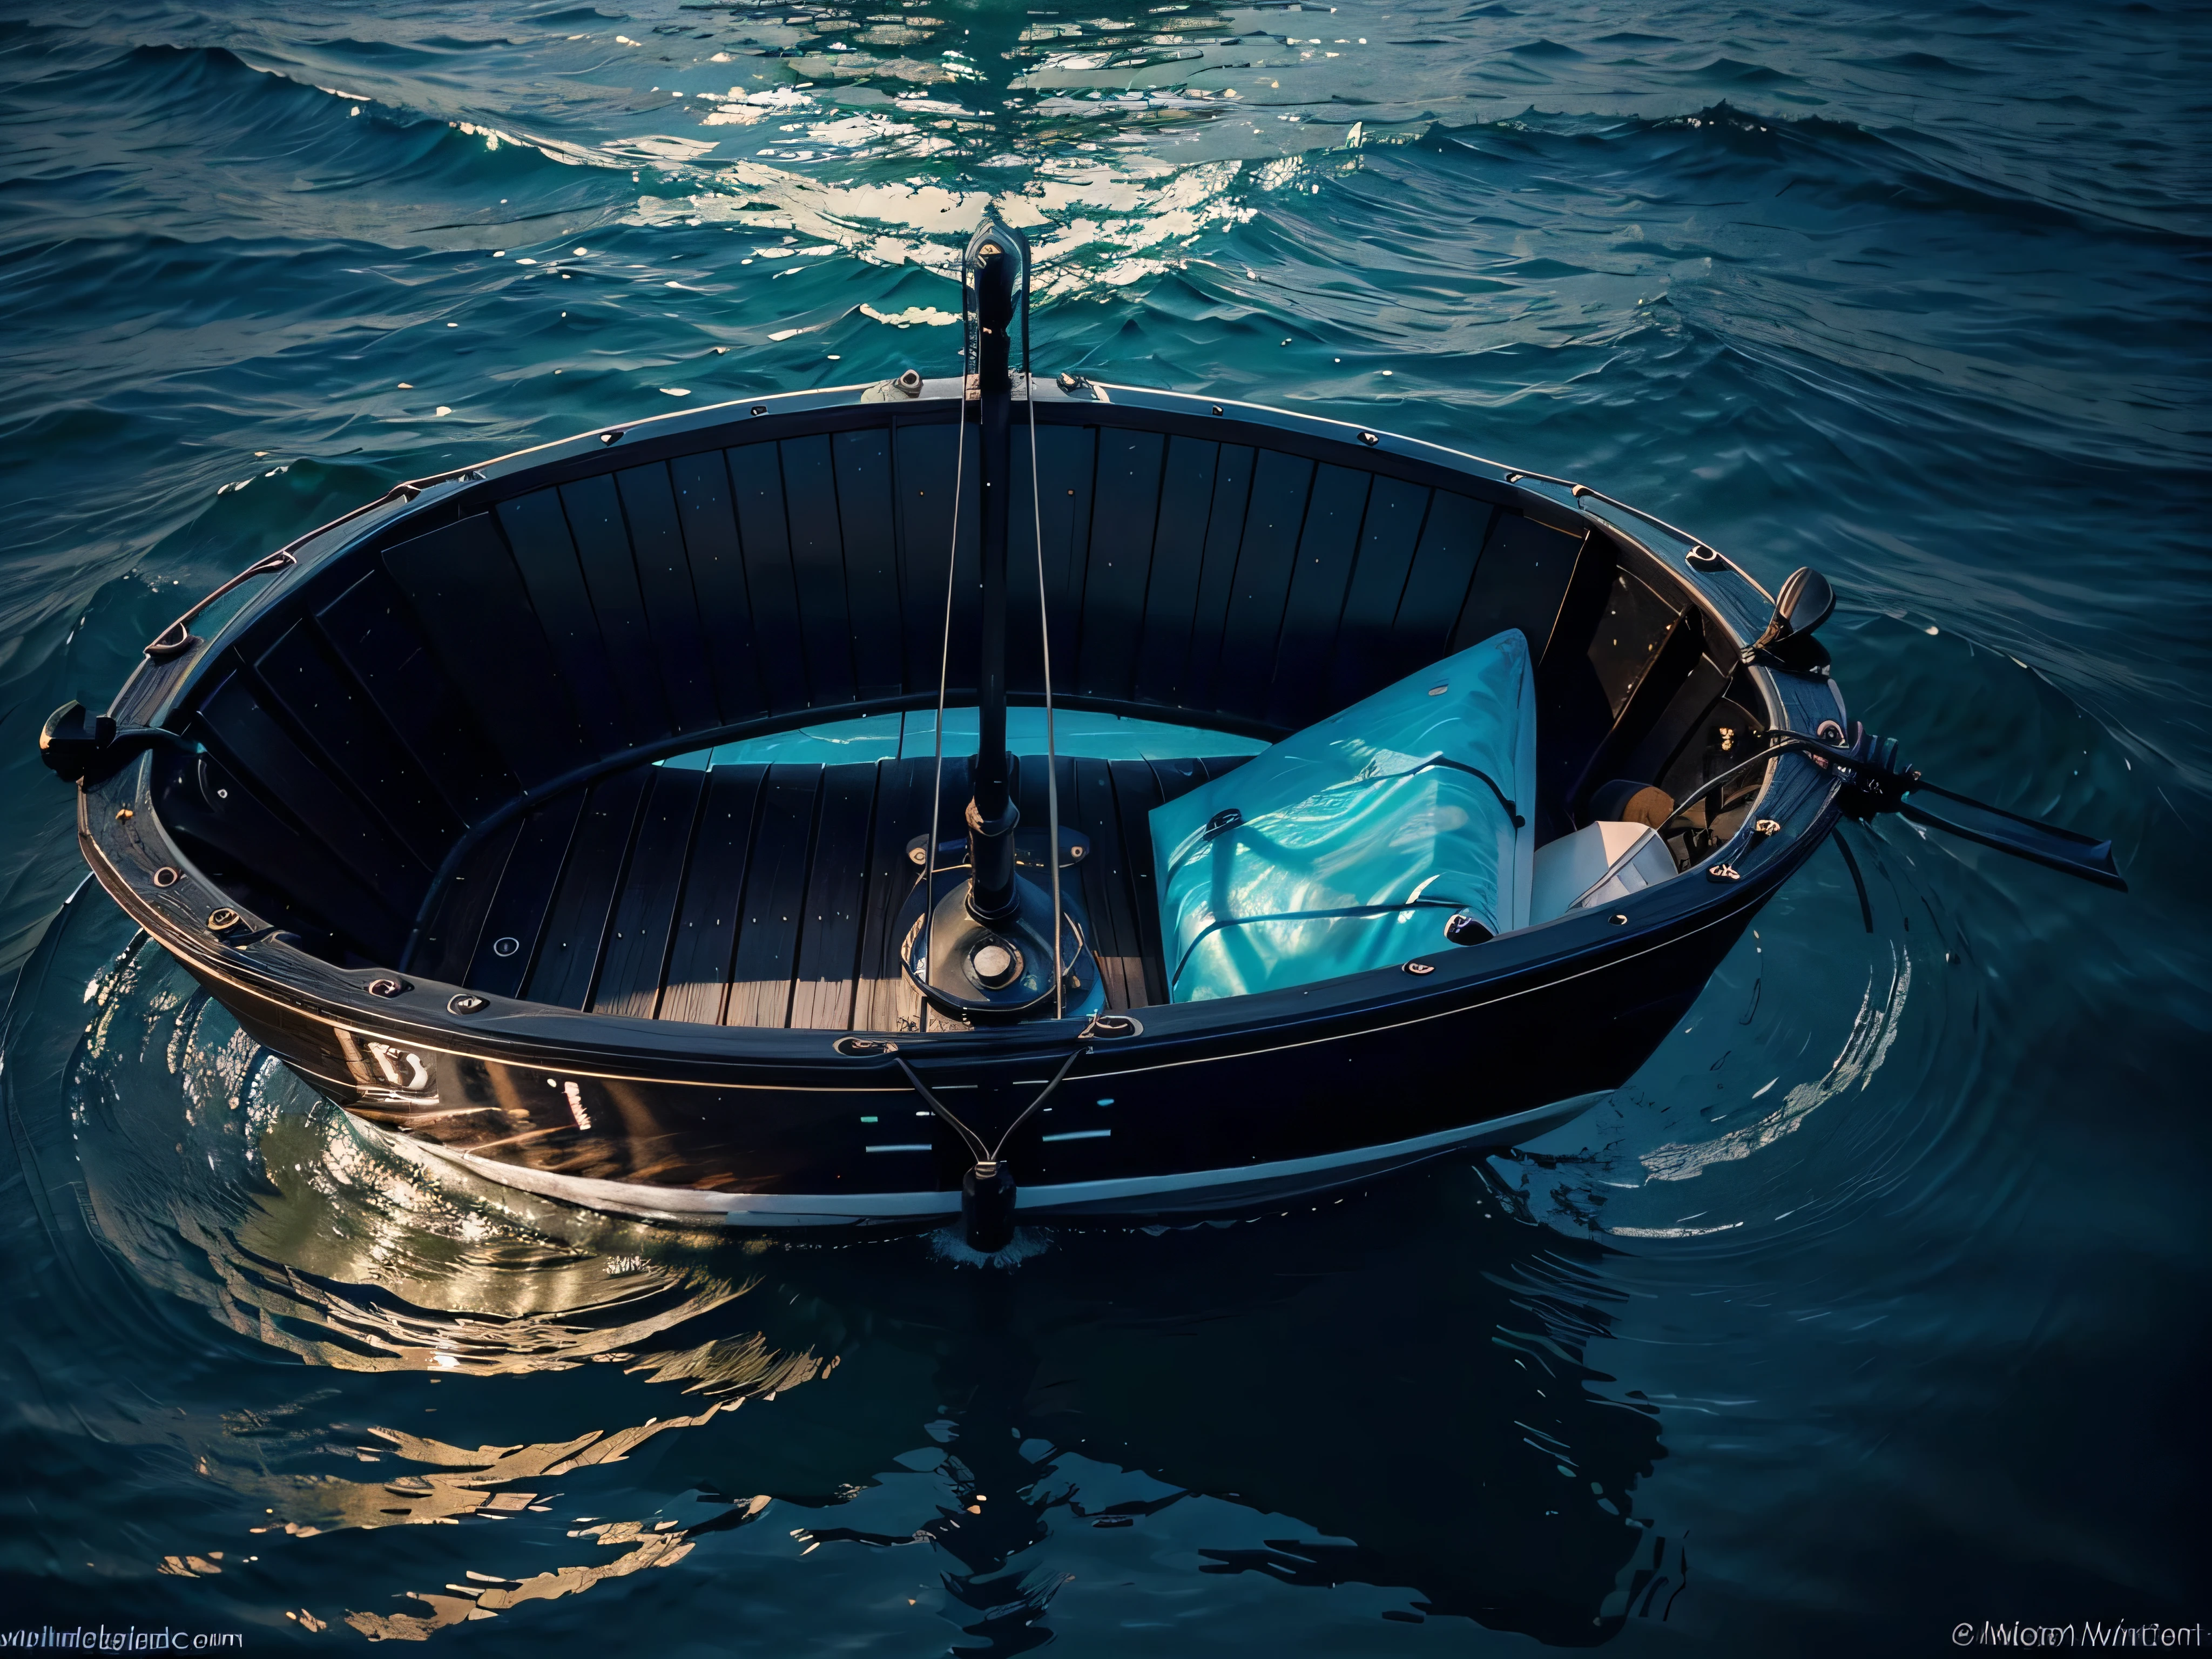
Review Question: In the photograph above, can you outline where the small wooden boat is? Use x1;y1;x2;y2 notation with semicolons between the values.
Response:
42;215;2121;1248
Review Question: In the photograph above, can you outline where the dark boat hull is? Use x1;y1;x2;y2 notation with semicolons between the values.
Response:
65;377;1851;1228
124;841;1791;1226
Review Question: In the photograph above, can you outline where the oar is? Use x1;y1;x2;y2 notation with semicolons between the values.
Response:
1699;567;2125;892
1801;725;2124;891
1895;781;2124;890
1658;723;2126;892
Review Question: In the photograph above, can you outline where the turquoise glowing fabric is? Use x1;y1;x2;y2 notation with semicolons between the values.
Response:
1150;630;1537;1002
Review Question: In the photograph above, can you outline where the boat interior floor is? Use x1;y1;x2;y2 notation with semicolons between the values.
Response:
410;752;1253;1032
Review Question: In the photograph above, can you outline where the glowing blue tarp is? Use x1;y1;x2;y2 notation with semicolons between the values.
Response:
1150;630;1537;1002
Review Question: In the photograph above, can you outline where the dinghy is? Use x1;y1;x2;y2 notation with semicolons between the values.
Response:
41;214;2122;1247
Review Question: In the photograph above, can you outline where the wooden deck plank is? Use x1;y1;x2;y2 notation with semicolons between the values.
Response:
464;792;589;999
1109;759;1170;1006
594;766;709;1019
852;758;933;1033
414;815;522;982
789;762;880;1030
885;754;979;1033
523;766;653;1010
431;750;1213;1024
659;764;767;1026
1069;757;1142;1010
725;764;823;1028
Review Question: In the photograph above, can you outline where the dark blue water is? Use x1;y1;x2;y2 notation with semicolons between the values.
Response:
4;0;2208;1649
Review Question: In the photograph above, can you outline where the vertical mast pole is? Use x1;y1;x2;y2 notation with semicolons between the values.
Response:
965;215;1027;925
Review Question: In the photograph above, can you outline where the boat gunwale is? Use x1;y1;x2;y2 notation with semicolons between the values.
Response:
75;381;1849;1079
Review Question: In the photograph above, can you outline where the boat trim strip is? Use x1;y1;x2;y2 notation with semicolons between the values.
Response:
367;1091;1611;1226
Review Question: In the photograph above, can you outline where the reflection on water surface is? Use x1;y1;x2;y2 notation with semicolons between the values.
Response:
13;883;1708;1645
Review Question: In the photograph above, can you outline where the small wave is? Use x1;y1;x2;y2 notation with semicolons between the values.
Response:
1684;56;1800;87
1507;38;1583;59
1856;50;1985;75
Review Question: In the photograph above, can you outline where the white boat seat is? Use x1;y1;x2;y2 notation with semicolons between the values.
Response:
1530;821;1680;923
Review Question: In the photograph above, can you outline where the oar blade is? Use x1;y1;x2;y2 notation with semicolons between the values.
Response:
1899;784;2126;891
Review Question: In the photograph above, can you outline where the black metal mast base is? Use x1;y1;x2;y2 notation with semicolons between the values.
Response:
896;865;1103;1023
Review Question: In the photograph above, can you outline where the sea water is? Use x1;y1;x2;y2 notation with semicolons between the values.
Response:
1;0;2206;1648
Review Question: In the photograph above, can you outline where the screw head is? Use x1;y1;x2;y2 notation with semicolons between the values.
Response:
368;977;406;998
448;993;487;1014
206;907;240;932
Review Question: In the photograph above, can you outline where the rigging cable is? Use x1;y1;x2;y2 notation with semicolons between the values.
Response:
896;1043;1089;1169
1022;258;1066;1017
920;256;974;1005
